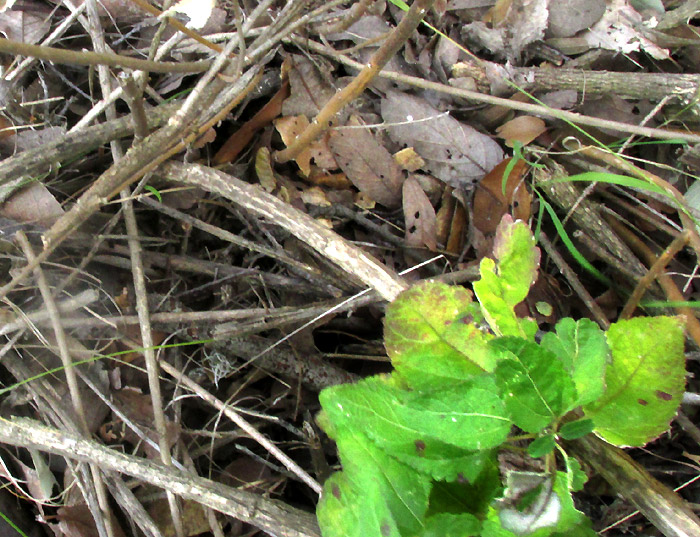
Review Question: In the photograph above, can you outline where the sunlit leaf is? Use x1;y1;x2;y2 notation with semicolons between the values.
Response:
584;316;686;447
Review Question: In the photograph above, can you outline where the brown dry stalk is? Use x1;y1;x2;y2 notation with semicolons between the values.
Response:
605;215;700;347
620;230;691;320
274;0;437;163
573;142;700;264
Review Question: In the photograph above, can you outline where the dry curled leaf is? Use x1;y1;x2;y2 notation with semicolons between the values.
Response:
473;157;531;234
381;91;503;189
436;187;468;254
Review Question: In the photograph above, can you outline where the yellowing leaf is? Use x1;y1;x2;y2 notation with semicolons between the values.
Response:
584;316;686;447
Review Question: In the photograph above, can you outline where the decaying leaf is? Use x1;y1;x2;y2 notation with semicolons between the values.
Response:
0;181;64;226
47;0;144;20
463;0;549;61
579;0;669;60
0;1;50;46
381;92;503;188
403;176;437;250
436;187;468;254
394;147;425;172
547;0;606;38
473;157;531;234
328;116;404;208
255;147;277;192
282;55;336;118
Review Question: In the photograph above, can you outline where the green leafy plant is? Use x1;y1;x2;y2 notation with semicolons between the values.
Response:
316;215;687;537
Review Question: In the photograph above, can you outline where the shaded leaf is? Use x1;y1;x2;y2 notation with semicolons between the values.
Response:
496;116;546;147
282;55;336;117
540;318;608;407
492;337;576;434
558;419;594;441
463;0;548;62
527;435;556;458
473;158;531;234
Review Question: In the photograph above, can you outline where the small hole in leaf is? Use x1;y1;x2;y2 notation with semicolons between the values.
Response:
408;225;417;234
414;211;420;219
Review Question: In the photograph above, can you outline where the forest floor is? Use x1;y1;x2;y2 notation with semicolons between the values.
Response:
1;1;700;537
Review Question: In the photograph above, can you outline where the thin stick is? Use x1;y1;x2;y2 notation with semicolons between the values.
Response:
620;231;691;320
0;37;211;73
295;37;700;144
538;232;610;329
605;215;700;347
0;417;321;537
275;0;436;163
159;361;323;495
14;231;114;537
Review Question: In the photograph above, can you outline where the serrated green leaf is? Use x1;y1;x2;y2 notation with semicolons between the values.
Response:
540;318;608;407
584;316;686;447
422;513;481;537
317;425;430;537
528;435;556;458
473;216;540;339
492;338;577;433
320;375;512;480
561;453;587;493
549;471;596;536
558;419;594;441
384;281;497;390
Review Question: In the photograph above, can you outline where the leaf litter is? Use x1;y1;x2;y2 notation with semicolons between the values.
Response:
0;0;699;536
